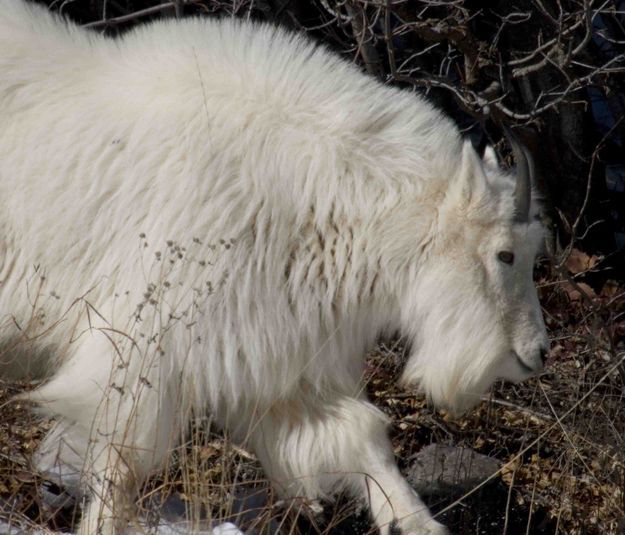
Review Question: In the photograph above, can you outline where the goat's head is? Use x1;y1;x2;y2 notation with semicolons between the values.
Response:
399;133;549;413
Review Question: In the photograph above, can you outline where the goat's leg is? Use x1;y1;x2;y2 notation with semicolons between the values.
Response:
29;332;177;534
34;420;134;534
249;394;448;535
77;451;136;535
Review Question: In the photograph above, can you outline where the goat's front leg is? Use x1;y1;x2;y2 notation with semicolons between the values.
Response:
249;394;448;535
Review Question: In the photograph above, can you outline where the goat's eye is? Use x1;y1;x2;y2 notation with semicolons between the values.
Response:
498;251;515;264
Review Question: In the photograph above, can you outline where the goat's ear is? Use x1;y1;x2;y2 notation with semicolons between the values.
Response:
482;145;498;169
448;140;490;209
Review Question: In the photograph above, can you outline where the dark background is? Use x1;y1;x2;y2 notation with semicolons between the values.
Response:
35;0;625;279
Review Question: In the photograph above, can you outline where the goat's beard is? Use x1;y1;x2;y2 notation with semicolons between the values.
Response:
399;337;506;416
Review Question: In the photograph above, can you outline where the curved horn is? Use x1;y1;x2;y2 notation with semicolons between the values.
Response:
504;126;533;223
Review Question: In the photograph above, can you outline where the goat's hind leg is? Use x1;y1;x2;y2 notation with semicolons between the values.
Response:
28;332;176;534
34;419;132;534
32;394;141;534
77;445;137;535
250;394;448;535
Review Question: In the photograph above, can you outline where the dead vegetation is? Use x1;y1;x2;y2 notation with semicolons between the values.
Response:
1;250;623;534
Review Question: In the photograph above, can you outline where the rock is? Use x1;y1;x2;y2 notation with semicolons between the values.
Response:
0;520;18;535
0;512;60;535
405;444;501;496
127;520;242;534
212;523;244;535
39;480;77;514
139;486;277;534
227;486;278;532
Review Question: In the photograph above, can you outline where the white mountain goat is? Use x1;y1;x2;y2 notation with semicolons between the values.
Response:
0;2;549;534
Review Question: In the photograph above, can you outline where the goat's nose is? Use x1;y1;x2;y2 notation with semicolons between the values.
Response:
539;347;549;365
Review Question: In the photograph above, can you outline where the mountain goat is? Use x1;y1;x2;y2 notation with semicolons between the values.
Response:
0;2;549;533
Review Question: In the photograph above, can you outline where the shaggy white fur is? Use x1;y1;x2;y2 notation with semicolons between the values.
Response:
0;2;548;534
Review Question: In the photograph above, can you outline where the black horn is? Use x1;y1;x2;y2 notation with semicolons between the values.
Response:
504;126;533;223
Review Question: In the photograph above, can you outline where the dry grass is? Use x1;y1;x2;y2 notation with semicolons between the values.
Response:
0;259;624;534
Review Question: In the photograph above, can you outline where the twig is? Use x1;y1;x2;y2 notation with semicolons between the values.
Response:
482;396;555;422
344;1;383;78
83;0;193;28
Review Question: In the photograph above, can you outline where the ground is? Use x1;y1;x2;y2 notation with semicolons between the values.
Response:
0;251;624;534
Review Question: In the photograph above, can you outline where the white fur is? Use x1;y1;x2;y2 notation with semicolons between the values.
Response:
0;3;548;534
